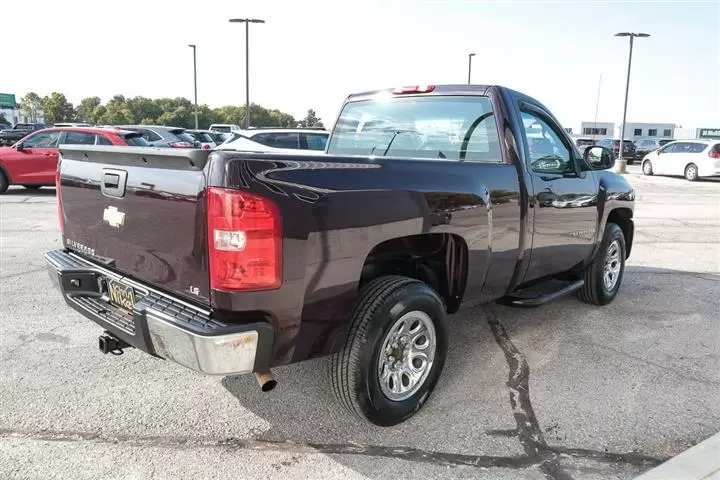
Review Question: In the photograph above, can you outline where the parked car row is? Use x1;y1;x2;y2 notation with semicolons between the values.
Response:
572;137;676;165
0;122;331;193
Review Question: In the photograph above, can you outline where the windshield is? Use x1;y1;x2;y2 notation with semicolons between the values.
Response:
327;95;500;161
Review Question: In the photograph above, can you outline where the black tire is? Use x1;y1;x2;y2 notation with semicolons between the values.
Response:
684;163;698;181
0;172;8;194
642;160;653;176
329;275;449;426
22;185;41;190
578;223;626;306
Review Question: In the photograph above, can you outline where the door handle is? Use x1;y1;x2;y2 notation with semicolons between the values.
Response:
536;190;557;207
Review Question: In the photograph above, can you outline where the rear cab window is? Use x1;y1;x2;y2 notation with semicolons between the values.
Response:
327;95;500;162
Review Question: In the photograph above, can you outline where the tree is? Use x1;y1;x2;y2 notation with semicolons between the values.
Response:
126;96;162;125
42;92;75;126
0;112;10;127
97;95;133;125
299;109;323;128
75;97;101;123
19;93;43;123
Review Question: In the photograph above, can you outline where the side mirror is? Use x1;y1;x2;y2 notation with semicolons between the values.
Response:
584;146;614;170
15;142;24;151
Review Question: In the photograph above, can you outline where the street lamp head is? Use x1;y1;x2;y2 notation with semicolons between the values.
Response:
469;53;476;57
615;32;650;38
229;18;265;24
188;44;196;48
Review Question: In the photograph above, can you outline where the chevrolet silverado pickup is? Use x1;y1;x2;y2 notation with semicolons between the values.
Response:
46;84;634;426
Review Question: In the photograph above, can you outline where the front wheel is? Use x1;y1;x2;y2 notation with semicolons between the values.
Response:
329;275;448;426
685;163;698;181
642;160;653;176
578;223;626;306
0;172;8;194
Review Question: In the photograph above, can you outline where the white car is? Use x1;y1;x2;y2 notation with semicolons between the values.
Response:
239;128;329;151
215;134;318;155
641;140;720;181
209;123;243;134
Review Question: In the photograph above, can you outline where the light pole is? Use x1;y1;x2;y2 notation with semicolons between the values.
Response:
614;32;650;173
188;44;198;129
229;18;265;129
468;53;476;84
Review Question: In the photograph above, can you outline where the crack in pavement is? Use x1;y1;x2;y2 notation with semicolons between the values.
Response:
0;427;666;472
486;307;665;479
0;428;536;470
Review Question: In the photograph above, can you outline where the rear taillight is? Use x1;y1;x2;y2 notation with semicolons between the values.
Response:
202;144;211;150
56;164;64;234
168;141;194;148
207;187;281;291
709;151;720;159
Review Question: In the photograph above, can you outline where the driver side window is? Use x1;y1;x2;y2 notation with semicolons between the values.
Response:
23;131;61;148
521;111;573;175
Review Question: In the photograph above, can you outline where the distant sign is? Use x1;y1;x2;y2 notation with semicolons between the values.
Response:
697;128;720;139
0;93;16;109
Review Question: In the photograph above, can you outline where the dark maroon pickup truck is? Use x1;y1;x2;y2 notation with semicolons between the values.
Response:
46;85;634;426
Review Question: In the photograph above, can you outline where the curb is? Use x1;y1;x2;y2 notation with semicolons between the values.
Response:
635;432;720;480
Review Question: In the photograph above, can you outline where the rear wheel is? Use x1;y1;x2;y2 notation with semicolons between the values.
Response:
329;275;448;426
685;163;698;181
642;160;653;176
0;172;8;194
578;223;626;306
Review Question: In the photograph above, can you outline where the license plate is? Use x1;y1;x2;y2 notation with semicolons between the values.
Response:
107;279;135;311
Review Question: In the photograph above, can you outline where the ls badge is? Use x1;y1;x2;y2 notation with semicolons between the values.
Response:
103;206;126;228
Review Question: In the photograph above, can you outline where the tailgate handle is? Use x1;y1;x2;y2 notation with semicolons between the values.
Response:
103;173;120;188
101;169;128;198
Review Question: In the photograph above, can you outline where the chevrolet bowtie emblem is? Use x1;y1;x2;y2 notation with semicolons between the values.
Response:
103;206;126;228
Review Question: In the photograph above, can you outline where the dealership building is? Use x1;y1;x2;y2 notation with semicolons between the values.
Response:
0;93;45;126
578;121;677;141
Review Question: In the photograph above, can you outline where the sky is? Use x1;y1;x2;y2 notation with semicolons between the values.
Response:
3;0;719;130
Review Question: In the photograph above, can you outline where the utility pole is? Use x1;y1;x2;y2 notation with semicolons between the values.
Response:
229;18;265;129
468;53;476;84
614;32;650;173
592;74;602;141
188;44;199;129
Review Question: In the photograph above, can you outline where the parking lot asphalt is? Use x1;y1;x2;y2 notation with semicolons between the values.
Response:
1;166;718;480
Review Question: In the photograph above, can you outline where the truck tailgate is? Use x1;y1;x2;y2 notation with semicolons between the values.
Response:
58;146;212;304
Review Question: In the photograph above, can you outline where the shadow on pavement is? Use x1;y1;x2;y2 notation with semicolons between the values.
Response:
221;266;718;478
2;186;56;196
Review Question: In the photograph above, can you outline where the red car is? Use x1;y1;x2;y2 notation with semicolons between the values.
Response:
0;127;148;194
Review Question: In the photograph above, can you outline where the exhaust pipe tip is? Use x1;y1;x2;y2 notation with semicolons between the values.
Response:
254;371;277;392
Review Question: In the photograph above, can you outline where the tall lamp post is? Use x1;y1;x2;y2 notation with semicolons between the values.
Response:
188;44;199;129
614;32;650;173
229;18;265;129
468;53;476;84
